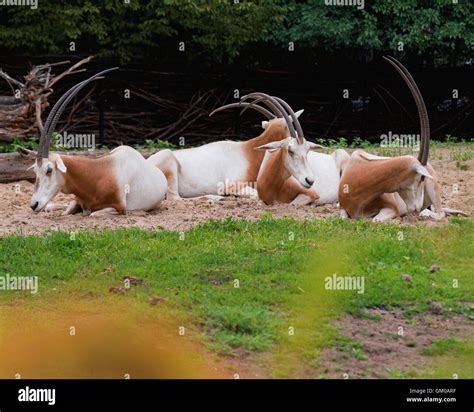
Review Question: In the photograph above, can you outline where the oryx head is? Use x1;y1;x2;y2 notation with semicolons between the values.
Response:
24;67;119;212
209;93;322;188
255;136;323;188
404;162;434;213
245;93;323;188
30;153;68;212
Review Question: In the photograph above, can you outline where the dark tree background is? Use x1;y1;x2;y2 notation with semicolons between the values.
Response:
0;0;472;145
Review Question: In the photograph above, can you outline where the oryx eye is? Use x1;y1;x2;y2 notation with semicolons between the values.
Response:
46;166;53;175
288;149;294;156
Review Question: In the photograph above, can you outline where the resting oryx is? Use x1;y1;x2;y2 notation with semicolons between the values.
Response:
147;93;348;205
146;99;302;199
21;68;168;216
338;56;467;222
236;93;349;205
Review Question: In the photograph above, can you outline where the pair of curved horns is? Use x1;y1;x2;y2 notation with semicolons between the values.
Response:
37;67;119;159
383;56;430;165
209;93;305;143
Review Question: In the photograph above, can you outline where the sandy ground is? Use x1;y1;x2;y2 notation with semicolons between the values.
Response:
0;148;472;236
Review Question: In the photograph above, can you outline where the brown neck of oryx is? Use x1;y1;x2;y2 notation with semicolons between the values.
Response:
59;155;118;207
242;122;288;182
256;149;290;205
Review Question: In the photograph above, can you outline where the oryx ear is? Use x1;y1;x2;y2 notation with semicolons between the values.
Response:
17;147;37;158
56;156;67;173
294;109;304;118
308;142;326;151
261;120;269;130
414;164;433;179
255;140;285;152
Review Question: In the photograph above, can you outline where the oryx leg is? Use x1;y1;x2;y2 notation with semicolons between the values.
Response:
227;184;258;199
339;209;349;218
89;207;121;217
62;199;83;216
282;178;320;206
419;164;445;219
423;164;443;213
442;208;469;217
45;203;67;212
364;193;403;222
372;207;399;222
291;193;317;206
146;149;181;200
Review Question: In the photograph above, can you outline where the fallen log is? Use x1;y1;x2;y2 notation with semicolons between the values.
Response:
0;149;155;183
0;152;36;183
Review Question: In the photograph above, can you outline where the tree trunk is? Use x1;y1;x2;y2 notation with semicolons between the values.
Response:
0;149;154;183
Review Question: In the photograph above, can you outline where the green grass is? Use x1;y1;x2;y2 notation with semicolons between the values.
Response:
0;217;473;375
424;340;474;379
1;135;472;154
422;338;463;356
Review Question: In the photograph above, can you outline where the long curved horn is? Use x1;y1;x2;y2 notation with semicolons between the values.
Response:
273;96;305;143
38;67;119;159
39;76;104;158
239;96;273;117
209;102;275;119
240;93;286;120
241;93;297;140
383;56;430;165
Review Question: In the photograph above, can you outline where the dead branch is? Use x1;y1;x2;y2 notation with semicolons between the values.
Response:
0;57;94;142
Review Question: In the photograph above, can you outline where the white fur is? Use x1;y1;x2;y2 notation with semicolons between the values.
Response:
30;146;167;214
109;146;168;211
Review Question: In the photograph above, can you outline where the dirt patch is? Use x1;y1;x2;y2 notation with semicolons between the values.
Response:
0;148;472;236
317;308;473;379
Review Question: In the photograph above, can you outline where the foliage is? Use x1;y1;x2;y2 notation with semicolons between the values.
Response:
0;1;472;65
133;138;177;150
0;137;38;153
0;0;285;63
270;0;474;65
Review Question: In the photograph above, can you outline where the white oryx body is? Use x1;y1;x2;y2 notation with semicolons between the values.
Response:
27;146;167;216
110;146;168;211
147;116;293;199
26;68;168;217
155;141;253;198
307;150;349;205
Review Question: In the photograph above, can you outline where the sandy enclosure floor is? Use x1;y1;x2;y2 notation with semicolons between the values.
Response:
0;149;472;236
